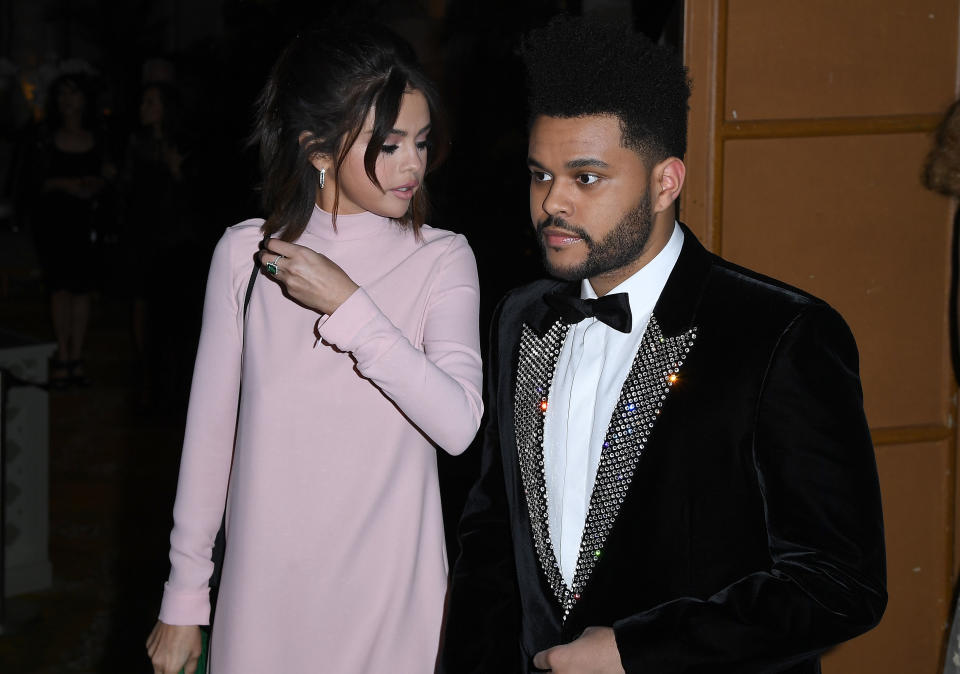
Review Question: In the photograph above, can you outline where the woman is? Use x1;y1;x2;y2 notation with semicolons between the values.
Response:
146;23;482;674
120;81;195;408
925;98;960;674
28;73;111;387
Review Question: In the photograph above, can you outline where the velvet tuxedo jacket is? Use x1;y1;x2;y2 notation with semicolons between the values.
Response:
441;225;886;673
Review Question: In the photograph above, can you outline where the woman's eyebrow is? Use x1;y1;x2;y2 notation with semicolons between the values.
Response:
387;123;432;137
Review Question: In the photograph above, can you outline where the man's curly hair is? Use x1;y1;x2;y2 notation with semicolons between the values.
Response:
521;16;691;164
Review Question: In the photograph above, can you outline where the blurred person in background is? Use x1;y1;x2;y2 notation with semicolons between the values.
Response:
120;80;196;409
23;72;114;388
923;97;960;674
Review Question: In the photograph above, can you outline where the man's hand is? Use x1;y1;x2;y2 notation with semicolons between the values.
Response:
145;621;202;674
532;626;625;673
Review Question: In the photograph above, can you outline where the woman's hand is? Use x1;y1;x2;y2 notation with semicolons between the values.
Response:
146;621;203;674
43;175;105;199
162;144;185;180
259;238;359;315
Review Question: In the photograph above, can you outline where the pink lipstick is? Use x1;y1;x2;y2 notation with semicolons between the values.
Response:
390;181;419;199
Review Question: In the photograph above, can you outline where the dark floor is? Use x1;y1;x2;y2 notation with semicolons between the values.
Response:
0;278;189;673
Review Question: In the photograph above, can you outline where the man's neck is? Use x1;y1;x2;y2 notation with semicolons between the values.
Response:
588;218;676;296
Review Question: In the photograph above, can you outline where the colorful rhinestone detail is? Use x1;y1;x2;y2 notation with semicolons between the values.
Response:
516;319;570;614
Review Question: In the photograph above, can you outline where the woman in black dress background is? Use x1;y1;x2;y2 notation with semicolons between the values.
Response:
27;73;113;387
119;81;196;408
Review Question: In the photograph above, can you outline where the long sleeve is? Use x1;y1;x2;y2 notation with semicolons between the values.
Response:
441;295;524;673
317;234;483;455
158;228;249;625
614;305;887;673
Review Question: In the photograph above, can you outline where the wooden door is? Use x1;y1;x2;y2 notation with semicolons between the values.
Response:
683;1;960;671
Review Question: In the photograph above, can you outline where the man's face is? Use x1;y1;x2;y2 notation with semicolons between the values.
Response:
527;114;655;289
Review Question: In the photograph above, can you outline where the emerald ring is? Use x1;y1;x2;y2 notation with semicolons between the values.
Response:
266;254;282;276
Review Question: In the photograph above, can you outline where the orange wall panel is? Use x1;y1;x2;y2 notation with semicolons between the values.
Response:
721;133;953;429
823;440;952;673
681;0;719;246
724;0;959;121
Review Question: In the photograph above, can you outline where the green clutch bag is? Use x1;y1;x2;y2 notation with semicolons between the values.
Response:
178;627;209;674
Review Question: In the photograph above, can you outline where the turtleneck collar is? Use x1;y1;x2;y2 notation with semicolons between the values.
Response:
304;205;400;241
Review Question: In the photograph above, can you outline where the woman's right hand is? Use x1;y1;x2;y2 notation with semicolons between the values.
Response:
146;621;202;674
43;176;103;199
259;239;359;316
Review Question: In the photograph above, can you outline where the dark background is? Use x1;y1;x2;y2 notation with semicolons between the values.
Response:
0;0;681;670
0;0;683;315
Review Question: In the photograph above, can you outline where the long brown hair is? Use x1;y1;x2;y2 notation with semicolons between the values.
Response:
252;23;448;242
925;98;960;199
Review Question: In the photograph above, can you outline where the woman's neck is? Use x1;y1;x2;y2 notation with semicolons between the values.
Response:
61;114;84;133
55;121;94;153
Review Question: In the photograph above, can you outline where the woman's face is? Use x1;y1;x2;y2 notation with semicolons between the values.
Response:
316;89;430;218
57;80;85;119
140;87;164;127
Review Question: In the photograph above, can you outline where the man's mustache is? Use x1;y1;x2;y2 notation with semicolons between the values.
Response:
535;215;593;246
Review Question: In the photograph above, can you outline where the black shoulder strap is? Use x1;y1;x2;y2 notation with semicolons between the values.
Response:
243;233;270;317
210;231;269;624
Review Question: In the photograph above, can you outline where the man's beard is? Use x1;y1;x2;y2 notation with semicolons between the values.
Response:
536;189;653;282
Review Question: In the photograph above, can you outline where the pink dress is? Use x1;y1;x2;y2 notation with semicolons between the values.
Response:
158;207;483;673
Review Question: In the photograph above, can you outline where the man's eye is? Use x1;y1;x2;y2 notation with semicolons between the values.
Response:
381;144;399;155
577;174;599;185
530;170;552;182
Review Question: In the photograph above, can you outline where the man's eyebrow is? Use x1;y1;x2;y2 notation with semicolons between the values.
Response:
526;157;610;170
566;157;609;169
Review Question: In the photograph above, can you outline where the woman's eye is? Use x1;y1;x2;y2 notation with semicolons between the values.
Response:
416;140;430;151
577;174;599;185
381;144;399;155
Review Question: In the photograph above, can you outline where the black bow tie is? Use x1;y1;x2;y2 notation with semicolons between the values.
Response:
543;292;633;333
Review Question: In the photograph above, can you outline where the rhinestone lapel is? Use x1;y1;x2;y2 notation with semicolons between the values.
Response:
514;315;698;620
515;319;570;613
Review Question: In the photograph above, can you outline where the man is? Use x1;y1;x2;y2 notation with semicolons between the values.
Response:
441;17;886;674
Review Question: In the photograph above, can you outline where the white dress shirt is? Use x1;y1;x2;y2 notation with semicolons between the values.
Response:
542;222;684;587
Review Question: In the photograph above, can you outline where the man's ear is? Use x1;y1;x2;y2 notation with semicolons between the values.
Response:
299;131;329;172
651;157;686;215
